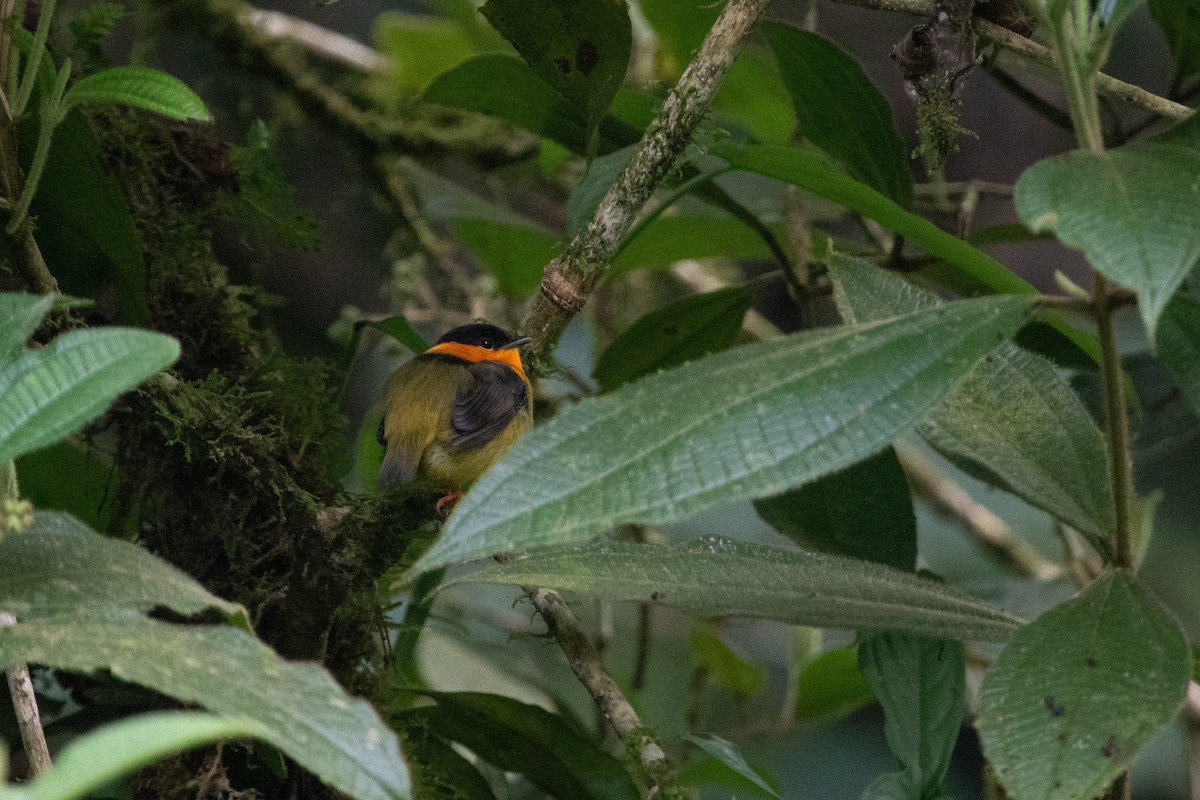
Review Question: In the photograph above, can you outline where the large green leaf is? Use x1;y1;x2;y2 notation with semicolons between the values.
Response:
976;571;1191;800
611;214;781;274
763;22;912;208
858;632;964;800
0;513;411;800
481;0;630;140
829;254;1114;546
593;287;752;391
0;327;179;463
1149;0;1200;79
754;447;916;572
444;538;1023;641
0;293;53;365
61;66;210;120
373;11;480;96
0;512;241;623
397;692;638;800
396;721;498;800
1015;143;1200;340
5;712;266;800
1156;292;1200;415
412;296;1032;573
795;646;874;721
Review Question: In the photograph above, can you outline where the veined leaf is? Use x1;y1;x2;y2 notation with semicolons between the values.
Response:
481;0;630;141
593;287;752;391
764;22;912;207
1015;143;1200;340
6;713;266;800
61;66;210;120
682;733;782;800
0;512;242;624
977;571;1191;800
412;296;1032;574
0;292;54;365
1156;292;1200;416
754;447;917;572
444;538;1023;642
829;253;1114;547
0;513;410;800
0;326;179;463
859;632;965;799
398;691;638;800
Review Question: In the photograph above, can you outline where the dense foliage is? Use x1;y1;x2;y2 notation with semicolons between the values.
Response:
1;0;1198;799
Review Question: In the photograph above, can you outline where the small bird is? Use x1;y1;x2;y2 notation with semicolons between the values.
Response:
377;322;533;510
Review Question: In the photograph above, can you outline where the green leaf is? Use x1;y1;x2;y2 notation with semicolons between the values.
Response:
710;140;1032;297
424;54;614;153
977;571;1192;800
711;49;797;145
0;292;53;365
1015;143;1200;340
399;692;639;800
412;296;1033;573
1149;0;1200;79
795;646;874;721
763;22;912;208
754;447;917;572
593;287;752;391
0;327;179;463
859;632;965;799
7;712;264;800
0;512;241;623
829;253;1115;547
612;214;781;274
690;624;764;695
1;618;410;800
366;316;430;355
373;12;480;95
446;538;1024;641
1155;292;1200;416
480;0;630;140
61;66;209;120
397;720;498;800
567;144;636;236
452;218;558;297
24;111;149;324
682;733;782;800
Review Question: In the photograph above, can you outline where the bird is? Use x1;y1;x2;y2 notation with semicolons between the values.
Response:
377;322;533;512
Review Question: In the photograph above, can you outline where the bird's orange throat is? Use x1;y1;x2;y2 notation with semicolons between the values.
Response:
426;341;528;380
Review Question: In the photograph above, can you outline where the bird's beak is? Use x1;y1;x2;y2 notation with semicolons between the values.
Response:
502;336;533;350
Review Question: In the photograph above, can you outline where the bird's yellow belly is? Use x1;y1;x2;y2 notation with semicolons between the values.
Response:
421;412;531;488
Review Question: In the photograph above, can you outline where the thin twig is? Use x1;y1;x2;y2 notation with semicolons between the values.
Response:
830;0;1192;120
525;587;678;791
243;8;386;72
1;613;52;777
519;0;774;363
898;445;1063;581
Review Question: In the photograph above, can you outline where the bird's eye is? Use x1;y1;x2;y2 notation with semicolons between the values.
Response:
481;338;494;348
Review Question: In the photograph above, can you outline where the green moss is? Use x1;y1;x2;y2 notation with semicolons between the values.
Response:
913;84;976;175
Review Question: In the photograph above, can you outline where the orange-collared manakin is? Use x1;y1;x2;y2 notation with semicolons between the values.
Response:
377;323;532;507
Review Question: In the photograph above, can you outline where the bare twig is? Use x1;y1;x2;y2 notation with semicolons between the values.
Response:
830;0;1192;120
1;613;52;777
244;8;386;72
898;445;1063;581
525;587;677;791
520;0;774;363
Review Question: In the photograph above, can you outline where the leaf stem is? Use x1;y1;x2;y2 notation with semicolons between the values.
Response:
10;0;54;118
5;57;67;233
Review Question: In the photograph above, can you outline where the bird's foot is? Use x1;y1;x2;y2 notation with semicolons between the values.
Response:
436;489;464;518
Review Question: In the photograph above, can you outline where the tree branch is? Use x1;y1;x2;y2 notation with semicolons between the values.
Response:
520;0;774;363
830;0;1192;121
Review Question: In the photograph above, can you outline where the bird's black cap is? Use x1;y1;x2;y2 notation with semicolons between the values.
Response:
436;323;522;350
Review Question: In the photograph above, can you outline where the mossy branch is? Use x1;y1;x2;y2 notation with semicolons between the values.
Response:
519;0;775;364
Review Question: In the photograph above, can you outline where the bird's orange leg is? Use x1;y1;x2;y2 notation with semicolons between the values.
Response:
436;486;464;518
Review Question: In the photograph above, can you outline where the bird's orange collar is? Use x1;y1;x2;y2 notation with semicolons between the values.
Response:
426;341;528;380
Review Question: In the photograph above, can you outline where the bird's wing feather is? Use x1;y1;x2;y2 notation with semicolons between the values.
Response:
451;361;528;451
378;358;463;485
